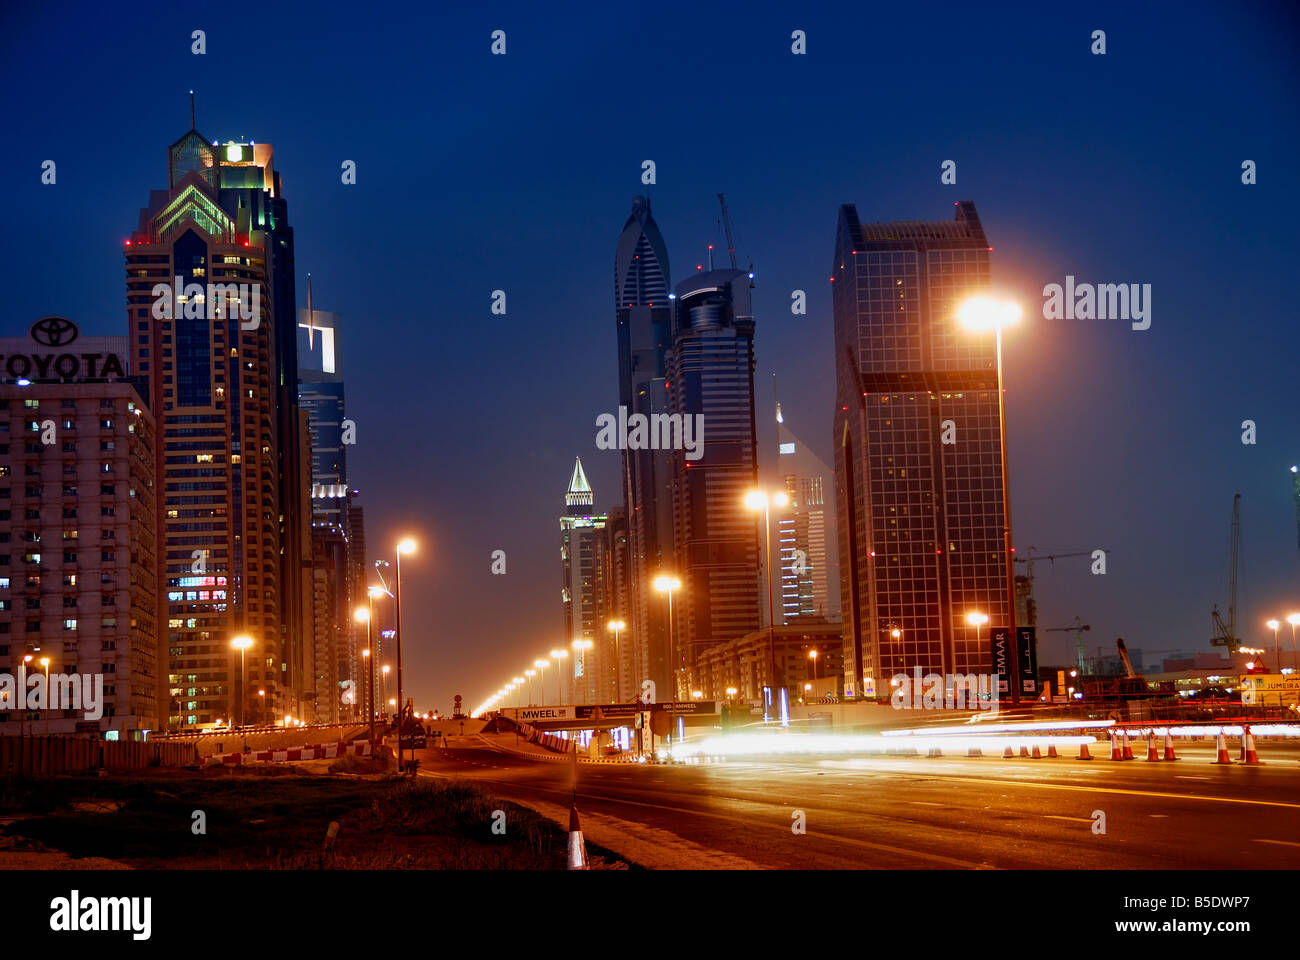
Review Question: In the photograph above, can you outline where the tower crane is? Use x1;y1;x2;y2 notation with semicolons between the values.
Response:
1042;617;1090;673
1210;494;1242;654
1014;548;1107;627
717;193;738;270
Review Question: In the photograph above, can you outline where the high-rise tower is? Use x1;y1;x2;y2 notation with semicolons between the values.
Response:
560;457;607;704
614;197;674;699
125;123;304;729
667;267;760;690
832;201;1007;698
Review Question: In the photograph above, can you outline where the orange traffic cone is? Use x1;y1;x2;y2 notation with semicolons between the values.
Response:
1162;732;1179;761
1241;728;1261;765
1109;731;1123;761
1003;745;1015;758
1121;730;1135;760
567;804;587;870
1145;731;1160;761
968;744;982;757
928;745;942;757
1019;744;1031;758
1213;731;1232;764
1077;740;1093;760
1047;743;1059;758
1031;743;1043;759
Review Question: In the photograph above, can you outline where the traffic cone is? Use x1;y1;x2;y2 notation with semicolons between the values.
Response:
1047;743;1059;758
1145;731;1160;761
1003;745;1015;758
1109;732;1123;761
567;804;587;870
1030;743;1043;759
1241;728;1261;765
1077;740;1093;760
1162;732;1179;761
967;743;982;757
928;745;942;757
1121;730;1134;760
1213;731;1231;764
1019;744;1031;758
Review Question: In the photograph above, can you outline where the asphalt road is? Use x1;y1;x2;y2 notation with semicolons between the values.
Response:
415;737;1300;869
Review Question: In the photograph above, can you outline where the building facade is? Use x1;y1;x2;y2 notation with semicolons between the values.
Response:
125;128;305;729
614;197;675;700
832;201;1007;698
560;458;607;705
0;322;161;736
667;267;760;697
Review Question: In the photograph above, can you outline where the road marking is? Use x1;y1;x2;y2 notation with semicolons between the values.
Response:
901;773;1300;811
1254;839;1300;848
1176;776;1212;781
1148;814;1169;819
1043;815;1094;823
908;801;944;806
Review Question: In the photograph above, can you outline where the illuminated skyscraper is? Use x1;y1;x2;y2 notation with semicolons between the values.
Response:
614;197;674;699
832;201;1007;697
667;267;760;685
560;458;607;704
125;122;305;729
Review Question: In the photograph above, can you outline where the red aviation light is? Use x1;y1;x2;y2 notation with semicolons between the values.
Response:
124;239;131;246
869;551;876;558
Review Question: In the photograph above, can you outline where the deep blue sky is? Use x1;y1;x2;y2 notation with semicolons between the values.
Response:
3;1;1297;711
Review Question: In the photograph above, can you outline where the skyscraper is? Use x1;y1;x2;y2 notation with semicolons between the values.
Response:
560;457;607;705
614;197;674;699
125;124;304;729
773;388;834;624
832;201;1007;698
667;267;760;691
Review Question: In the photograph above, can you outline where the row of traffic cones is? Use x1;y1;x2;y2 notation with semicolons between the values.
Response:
1214;727;1261;765
904;728;1262;764
1109;729;1180;761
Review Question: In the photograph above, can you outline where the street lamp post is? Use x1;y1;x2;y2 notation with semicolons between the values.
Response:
1288;614;1300;671
966;613;989;696
571;640;593;704
512;677;524;708
745;490;789;718
231;635;253;728
355;606;375;748
524;668;537;706
40;657;50;735
551;649;568;705
607;620;625;702
653;576;682;702
534;660;549;706
1266;619;1281;673
959;296;1022;703
394;537;417;775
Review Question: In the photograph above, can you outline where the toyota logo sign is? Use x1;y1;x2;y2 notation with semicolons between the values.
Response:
30;316;79;347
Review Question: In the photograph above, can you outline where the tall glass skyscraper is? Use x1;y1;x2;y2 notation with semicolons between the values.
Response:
668;267;760;689
125;125;306;729
614;197;674;699
832;201;1007;697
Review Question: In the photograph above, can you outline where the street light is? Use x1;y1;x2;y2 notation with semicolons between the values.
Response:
607;620;626;702
39;657;50;735
959;294;1022;702
257;688;265;726
1265;619;1281;672
525;668;537;705
381;664;391;718
571;639;593;704
1288;614;1300;671
653;575;682;702
966;611;989;654
394;536;417;775
550;649;568;704
512;677;524;708
808;648;819;682
534;660;549;706
355;606;375;747
231;635;253;728
745;490;789;718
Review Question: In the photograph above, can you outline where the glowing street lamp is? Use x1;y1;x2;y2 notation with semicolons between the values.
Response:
512;677;524;708
551;649;569;704
525;668;537;705
1288;614;1300;671
394;536;417;775
355;605;376;746
607;619;626;701
745;490;789;718
653;575;682;701
231;635;253;727
534;659;550;706
959;294;1022;702
40;657;50;735
966;611;989;652
808;648;819;682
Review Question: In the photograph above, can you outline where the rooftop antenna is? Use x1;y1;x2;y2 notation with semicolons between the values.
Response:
189;90;195;130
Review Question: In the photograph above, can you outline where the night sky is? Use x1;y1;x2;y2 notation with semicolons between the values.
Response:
3;1;1297;712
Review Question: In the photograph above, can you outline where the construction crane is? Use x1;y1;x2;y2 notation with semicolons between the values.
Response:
716;193;738;269
1042;618;1090;673
1014;548;1107;627
1210;494;1242;654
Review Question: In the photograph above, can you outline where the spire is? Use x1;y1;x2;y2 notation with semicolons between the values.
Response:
189;90;195;130
565;457;594;512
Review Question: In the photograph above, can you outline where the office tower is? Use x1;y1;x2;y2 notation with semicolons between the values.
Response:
299;305;366;723
614;196;674;699
125;123;304;729
773;390;833;624
560;458;607;704
0;321;160;735
600;506;630;702
832;201;1006;698
667;267;760;693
